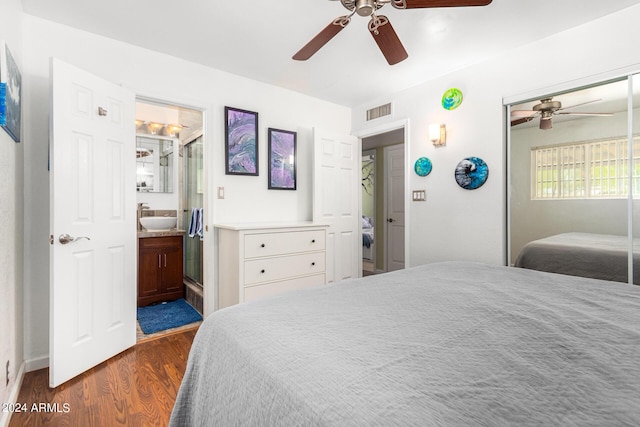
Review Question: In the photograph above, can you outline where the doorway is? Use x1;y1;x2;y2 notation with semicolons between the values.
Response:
361;128;406;274
135;99;204;341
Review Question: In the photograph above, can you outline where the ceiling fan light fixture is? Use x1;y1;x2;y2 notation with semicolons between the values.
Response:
355;0;376;16
540;118;553;130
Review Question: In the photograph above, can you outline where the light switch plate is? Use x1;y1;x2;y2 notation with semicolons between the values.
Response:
412;190;426;201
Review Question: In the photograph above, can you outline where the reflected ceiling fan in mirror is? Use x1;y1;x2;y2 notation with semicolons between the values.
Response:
511;98;613;130
293;0;493;65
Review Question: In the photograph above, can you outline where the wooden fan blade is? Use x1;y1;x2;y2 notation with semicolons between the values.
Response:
511;110;537;117
556;98;601;111
293;17;350;61
555;112;613;116
397;0;492;9
511;117;534;127
369;16;408;65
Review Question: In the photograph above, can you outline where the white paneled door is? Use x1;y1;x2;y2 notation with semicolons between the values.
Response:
49;58;136;387
313;128;360;283
385;144;405;271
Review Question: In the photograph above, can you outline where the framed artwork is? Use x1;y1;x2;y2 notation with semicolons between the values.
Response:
0;41;21;142
268;128;296;190
225;106;258;175
442;87;463;111
455;157;489;190
414;157;432;177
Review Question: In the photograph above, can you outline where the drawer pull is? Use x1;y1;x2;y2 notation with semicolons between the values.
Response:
261;269;266;273
311;262;316;266
261;243;266;248
311;239;316;243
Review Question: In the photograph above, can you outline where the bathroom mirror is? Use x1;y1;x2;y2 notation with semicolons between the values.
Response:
508;75;640;285
136;135;174;193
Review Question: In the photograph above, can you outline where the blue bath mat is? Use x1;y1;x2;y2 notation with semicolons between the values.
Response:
137;298;202;335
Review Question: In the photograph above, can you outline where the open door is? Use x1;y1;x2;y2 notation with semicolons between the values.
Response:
313;128;360;282
49;58;136;387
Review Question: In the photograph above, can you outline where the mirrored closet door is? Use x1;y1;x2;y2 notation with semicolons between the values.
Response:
508;74;640;285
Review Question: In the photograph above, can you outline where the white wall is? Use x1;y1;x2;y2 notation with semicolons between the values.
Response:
0;0;24;420
352;4;640;268
21;15;351;363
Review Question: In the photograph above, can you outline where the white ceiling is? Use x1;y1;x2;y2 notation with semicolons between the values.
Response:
21;0;640;107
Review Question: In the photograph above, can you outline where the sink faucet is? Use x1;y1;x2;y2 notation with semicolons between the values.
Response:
137;203;150;231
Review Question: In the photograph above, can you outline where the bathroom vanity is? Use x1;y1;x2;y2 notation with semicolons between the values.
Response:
138;232;184;306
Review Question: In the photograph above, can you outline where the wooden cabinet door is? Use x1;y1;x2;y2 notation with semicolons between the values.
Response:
162;241;183;294
138;246;162;301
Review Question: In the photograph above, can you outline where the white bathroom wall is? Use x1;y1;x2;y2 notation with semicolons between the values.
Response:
0;0;24;420
21;15;351;364
352;4;640;268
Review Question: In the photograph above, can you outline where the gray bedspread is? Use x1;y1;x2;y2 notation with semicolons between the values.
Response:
515;232;640;284
170;261;640;426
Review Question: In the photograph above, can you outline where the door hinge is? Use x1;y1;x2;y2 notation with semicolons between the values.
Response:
49;235;54;245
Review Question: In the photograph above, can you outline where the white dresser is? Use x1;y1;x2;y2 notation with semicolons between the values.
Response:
216;222;328;308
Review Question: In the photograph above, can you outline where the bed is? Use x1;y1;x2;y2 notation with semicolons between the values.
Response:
514;232;640;284
170;261;640;426
362;215;374;260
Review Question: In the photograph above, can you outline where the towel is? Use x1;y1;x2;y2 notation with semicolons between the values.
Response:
188;208;199;238
188;208;204;240
196;208;204;241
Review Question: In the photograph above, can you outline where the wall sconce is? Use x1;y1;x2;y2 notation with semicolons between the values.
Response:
166;124;183;137
429;123;446;147
147;122;164;135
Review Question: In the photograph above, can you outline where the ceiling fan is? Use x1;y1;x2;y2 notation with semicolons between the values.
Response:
292;0;493;66
511;98;613;130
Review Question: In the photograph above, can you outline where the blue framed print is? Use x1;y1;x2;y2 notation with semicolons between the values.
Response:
0;83;6;126
1;42;21;143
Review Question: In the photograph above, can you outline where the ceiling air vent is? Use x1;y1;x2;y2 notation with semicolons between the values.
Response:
366;103;392;121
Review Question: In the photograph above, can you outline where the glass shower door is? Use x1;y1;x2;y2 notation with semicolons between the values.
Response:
184;136;203;284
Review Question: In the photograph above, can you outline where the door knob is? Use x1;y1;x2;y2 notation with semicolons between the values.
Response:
387;218;395;223
59;234;91;245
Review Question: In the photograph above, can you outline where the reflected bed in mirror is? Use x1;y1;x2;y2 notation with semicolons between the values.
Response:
136;135;175;193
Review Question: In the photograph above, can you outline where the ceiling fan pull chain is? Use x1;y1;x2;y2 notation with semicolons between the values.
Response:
369;14;389;35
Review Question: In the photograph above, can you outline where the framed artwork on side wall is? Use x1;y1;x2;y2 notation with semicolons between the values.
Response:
268;128;296;190
0;41;21;143
225;106;258;175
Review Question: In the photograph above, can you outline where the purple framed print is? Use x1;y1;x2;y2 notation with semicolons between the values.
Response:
225;106;258;175
0;41;21;143
268;128;297;190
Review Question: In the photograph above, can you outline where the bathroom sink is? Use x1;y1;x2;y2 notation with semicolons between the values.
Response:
140;216;177;231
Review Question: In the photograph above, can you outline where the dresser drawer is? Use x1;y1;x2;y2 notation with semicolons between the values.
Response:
244;252;325;285
244;274;325;303
244;230;326;259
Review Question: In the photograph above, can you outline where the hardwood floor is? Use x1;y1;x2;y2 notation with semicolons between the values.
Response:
9;328;197;427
